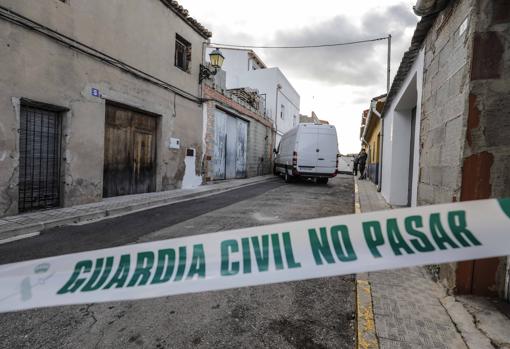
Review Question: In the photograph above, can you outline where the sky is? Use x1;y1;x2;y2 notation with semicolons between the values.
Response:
178;0;420;154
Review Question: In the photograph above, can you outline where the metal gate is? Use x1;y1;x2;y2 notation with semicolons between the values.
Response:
19;105;62;212
103;103;157;197
213;110;247;180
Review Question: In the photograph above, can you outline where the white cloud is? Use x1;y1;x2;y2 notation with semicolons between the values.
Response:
179;0;419;153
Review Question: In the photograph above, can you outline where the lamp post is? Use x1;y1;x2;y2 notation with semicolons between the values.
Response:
199;48;225;84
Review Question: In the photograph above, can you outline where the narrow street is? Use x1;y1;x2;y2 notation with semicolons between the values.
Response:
0;175;356;349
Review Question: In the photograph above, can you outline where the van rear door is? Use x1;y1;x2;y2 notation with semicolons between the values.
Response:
296;125;318;169
316;126;338;173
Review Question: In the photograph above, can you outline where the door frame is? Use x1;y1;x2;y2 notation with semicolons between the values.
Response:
17;98;68;212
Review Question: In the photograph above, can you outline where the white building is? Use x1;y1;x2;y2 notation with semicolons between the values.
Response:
207;47;301;145
380;48;424;207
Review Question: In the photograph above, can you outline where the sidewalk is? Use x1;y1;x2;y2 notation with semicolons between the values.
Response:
0;175;276;243
355;178;510;349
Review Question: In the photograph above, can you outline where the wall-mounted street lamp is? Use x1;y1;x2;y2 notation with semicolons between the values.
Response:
199;48;225;84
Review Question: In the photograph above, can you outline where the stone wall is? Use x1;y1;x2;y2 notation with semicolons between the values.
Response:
419;0;510;298
418;0;475;206
246;121;272;177
460;0;510;298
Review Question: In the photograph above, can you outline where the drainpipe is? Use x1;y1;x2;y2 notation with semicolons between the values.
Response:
275;84;282;144
413;0;449;16
375;105;384;191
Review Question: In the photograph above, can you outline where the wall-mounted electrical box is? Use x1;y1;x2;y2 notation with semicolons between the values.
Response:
168;138;180;149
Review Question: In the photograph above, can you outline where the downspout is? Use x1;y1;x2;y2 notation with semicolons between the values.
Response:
275;84;282;141
200;40;210;183
372;106;383;190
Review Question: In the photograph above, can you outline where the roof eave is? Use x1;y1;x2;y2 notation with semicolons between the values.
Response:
159;0;212;39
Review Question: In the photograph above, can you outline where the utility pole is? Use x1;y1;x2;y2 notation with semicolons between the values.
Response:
379;34;391;192
387;34;392;93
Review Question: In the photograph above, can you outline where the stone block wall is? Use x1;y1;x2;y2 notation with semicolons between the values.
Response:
459;0;510;298
246;120;272;177
419;0;510;298
418;0;475;207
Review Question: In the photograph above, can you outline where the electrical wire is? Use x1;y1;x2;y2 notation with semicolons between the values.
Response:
0;5;202;104
210;36;389;49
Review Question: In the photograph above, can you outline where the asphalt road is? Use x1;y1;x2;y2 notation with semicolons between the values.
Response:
0;180;283;264
0;175;356;349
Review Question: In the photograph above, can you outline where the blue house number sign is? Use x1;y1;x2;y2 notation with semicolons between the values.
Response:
91;88;100;97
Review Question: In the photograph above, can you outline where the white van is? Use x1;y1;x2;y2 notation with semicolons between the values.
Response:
274;123;338;184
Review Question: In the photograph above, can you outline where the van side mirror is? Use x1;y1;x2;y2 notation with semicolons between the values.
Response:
273;148;277;154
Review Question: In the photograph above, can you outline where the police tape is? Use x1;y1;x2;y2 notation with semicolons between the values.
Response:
1;198;509;313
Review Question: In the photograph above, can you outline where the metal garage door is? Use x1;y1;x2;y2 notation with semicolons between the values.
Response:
213;110;247;180
19;105;62;212
103;103;157;197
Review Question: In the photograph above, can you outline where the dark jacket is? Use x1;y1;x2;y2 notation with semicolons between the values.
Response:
358;152;367;166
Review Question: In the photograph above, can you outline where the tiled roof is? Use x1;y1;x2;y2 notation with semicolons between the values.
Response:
160;0;212;39
381;14;438;117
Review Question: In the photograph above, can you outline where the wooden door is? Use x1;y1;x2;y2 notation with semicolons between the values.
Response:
103;104;157;197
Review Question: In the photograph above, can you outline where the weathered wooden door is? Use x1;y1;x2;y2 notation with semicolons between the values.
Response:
103;104;157;197
213;110;247;180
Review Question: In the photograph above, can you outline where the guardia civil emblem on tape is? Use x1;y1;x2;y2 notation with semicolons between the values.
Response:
0;198;509;313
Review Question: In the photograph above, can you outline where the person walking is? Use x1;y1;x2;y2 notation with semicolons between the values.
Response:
353;155;359;176
358;149;367;180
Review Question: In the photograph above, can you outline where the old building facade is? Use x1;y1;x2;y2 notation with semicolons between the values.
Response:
360;95;386;185
0;0;210;217
380;0;510;300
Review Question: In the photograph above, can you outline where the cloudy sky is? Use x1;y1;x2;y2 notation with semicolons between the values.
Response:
179;0;419;154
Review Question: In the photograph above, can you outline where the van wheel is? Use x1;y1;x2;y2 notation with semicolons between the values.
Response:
317;178;328;185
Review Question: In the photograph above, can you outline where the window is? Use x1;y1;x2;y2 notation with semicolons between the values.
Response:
175;34;191;72
280;104;285;119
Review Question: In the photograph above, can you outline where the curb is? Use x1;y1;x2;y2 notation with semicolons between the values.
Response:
0;176;279;242
354;178;379;349
356;277;379;349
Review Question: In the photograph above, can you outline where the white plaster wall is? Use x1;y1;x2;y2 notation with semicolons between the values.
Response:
236;68;300;141
206;48;250;88
381;49;424;206
206;47;301;146
411;51;424;206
